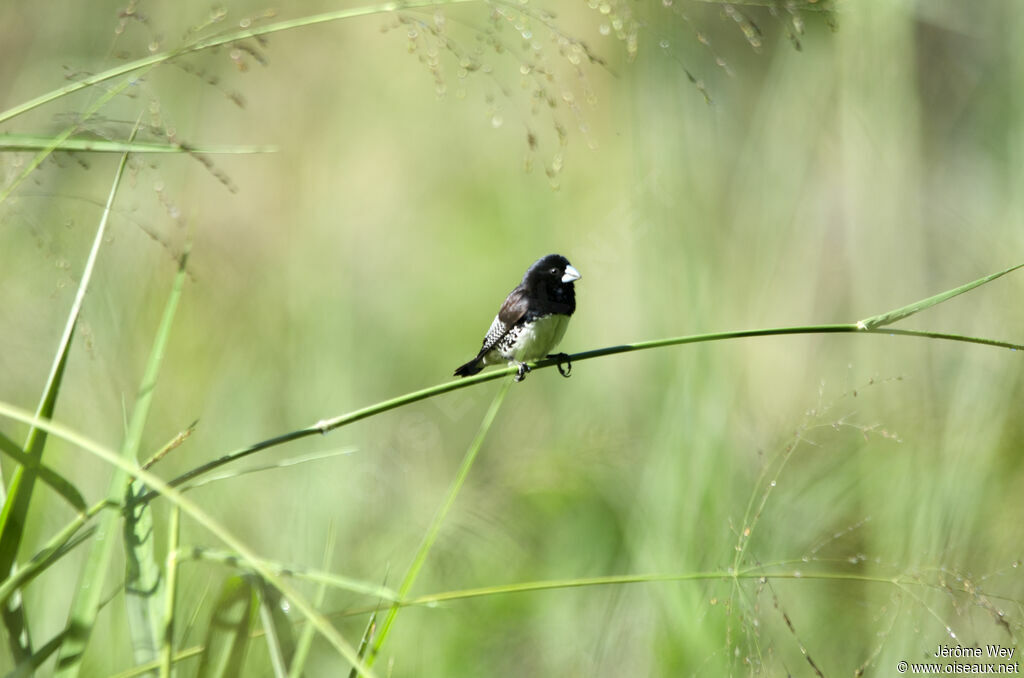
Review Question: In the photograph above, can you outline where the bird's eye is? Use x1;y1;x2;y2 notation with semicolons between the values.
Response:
549;267;559;275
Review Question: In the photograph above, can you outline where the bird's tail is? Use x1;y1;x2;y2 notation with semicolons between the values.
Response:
453;358;483;378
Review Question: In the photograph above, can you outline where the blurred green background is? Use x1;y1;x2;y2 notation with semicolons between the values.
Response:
2;0;1024;675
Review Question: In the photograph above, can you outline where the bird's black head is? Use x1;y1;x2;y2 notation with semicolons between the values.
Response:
522;254;580;311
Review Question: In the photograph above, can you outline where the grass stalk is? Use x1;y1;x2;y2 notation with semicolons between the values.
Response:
0;0;481;127
286;528;336;678
0;134;276;155
0;500;108;609
181;548;397;601
0;403;378;678
55;237;190;676
0;128;136;663
159;505;181;678
143;320;1024;504
0;430;86;512
361;377;514;671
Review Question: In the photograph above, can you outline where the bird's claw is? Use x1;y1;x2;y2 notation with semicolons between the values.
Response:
514;362;531;382
549;353;572;378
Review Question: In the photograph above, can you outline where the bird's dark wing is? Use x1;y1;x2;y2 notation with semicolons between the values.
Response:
474;285;528;359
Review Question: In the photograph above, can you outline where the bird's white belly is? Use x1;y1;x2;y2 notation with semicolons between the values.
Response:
510;314;570;362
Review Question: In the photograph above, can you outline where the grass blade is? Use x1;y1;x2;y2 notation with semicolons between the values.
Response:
857;262;1024;330
362;377;514;671
0;430;86;511
0;72;154;205
287;528;336;678
181;548;396;601
0;502;105;609
0;133;276;154
159;505;181;678
257;581;296;678
196;576;257;678
178;447;356;492
54;239;190;676
86;249;188;671
0;122;136;664
0;403;377;678
0;0;480;127
8;631;68;678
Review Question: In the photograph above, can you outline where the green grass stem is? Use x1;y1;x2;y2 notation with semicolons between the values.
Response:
0;130;135;663
362;377;515;671
286;529;336;678
0;403;378;678
0;1;481;127
159;505;180;678
55;235;189;675
142;321;1024;504
0;134;276;155
180;548;397;601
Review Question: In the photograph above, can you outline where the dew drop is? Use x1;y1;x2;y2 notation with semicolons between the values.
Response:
491;115;504;128
659;39;670;49
793;570;802;578
769;480;776;487
599;23;610;36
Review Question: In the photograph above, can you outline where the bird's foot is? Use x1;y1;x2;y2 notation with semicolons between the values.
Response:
548;353;572;378
514;362;531;382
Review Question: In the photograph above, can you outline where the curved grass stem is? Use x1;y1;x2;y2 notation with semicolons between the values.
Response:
136;323;1024;504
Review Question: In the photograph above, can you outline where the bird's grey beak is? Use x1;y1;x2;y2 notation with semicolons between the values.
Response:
562;265;581;283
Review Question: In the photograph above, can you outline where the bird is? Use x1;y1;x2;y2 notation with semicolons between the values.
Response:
453;254;580;382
